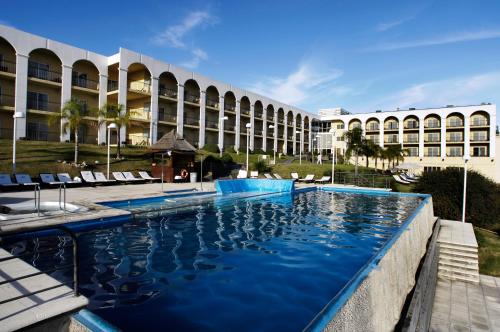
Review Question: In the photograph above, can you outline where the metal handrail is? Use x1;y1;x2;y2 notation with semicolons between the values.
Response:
0;224;81;304
59;182;66;213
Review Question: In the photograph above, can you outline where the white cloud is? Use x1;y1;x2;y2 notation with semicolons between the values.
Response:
152;10;216;68
375;17;414;32
367;71;500;111
370;29;500;51
246;61;343;106
152;11;216;48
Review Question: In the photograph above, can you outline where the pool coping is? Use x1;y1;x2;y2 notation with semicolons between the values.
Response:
303;187;432;331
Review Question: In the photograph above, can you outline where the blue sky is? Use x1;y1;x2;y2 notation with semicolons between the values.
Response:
2;0;500;123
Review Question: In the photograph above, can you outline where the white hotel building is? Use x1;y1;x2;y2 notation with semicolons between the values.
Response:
0;25;316;154
316;105;500;182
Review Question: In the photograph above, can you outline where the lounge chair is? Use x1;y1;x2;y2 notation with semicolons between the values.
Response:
14;174;40;186
112;172;139;183
93;172;117;184
122;171;147;183
57;173;81;185
39;173;63;186
393;174;410;184
315;176;331;184
298;174;315;183
138;171;161;182
273;173;283;180
250;171;259;179
290;172;299;180
399;173;417;183
264;173;273;179
0;174;19;189
237;170;247;179
81;171;107;185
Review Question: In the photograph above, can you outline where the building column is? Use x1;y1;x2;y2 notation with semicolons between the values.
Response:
292;115;297;155
379;125;384;149
361;120;366;135
283;117;288;154
118;67;128;145
176;84;184;136
218;95;224;152
398;118;404;147
418;116;425;158
198;90;206;148
301;117;305;153
250;103;255;151
150;76;159;144
14;53;28;139
60;64;72;142
262;109;267;151
464;115;470;158
274;110;278;153
441;115;447;159
97;74;108;144
235;99;241;152
490;113;496;158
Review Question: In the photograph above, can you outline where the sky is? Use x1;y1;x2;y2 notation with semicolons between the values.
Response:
2;0;500;124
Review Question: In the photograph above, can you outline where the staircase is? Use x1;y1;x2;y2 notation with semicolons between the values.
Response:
437;220;479;284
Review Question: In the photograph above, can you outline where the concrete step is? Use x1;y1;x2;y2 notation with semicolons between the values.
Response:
438;266;479;280
438;260;479;271
438;243;478;254
439;248;478;260
438;270;480;284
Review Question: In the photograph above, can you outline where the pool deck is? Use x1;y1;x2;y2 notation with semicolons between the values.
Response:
0;182;215;235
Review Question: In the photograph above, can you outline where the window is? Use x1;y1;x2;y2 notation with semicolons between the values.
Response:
72;71;88;88
426;133;440;142
472;146;487;157
447;147;462;157
367;122;379;130
425;147;440;157
406;120;418;129
386;121;398;129
28;60;49;80
471;116;487;126
426;119;440;128
405;133;419;143
27;91;49;111
448;117;463;127
471;132;487;141
448;132;462;142
386;134;398;143
407;147;418;157
424;166;441;172
336;123;344;129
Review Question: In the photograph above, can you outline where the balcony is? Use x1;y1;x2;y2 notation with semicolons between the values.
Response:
72;77;98;90
241;108;250;117
424;138;441;143
205;120;219;129
158;113;177;123
129;81;151;94
425;122;440;129
0;59;16;74
206;98;219;109
404;123;419;129
424;153;440;157
184;93;200;104
27;128;59;141
447;152;463;157
447;121;463;128
107;80;118;92
27;98;60;113
366;125;379;131
254;129;263;136
129;108;151;121
28;68;62;83
254;112;263;120
158;87;177;99
287;121;293;127
224;102;236;112
266;115;274;122
278;118;284;124
471;135;488;142
224;124;236;132
287;136;293;141
447;136;463;143
184;116;199;127
384;124;399;131
384;139;399;144
471;120;488;127
0;93;15;108
404;138;419;143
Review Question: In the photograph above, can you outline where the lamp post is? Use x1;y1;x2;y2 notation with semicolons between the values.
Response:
246;123;251;172
462;156;469;223
295;130;302;164
219;116;228;157
329;128;336;185
12;112;25;173
316;134;321;163
107;123;117;180
269;124;276;164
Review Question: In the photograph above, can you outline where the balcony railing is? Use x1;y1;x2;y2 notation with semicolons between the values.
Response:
28;68;62;83
0;59;16;74
366;125;379;131
384;124;399;130
447;136;463;142
424;137;441;143
0;93;15;107
184;92;200;104
224;102;236;111
129;81;151;94
278;118;284;124
224;124;236;132
254;129;263;136
384;139;399;144
205;120;219;129
206;98;219;108
72;77;98;90
241;109;250;116
159;87;177;99
424;152;440;157
158;113;177;123
404;138;419;143
266;116;273;121
184;116;199;126
447;152;463;157
107;80;118;91
425;122;440;128
27;129;60;141
129;108;151;120
27;98;60;112
254;112;263;119
404;122;419;129
447;121;463;127
471;120;488;127
471;135;488;141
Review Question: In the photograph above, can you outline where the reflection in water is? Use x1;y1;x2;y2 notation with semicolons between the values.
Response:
3;191;421;332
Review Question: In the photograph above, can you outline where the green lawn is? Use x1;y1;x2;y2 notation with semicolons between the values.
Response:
475;228;500;277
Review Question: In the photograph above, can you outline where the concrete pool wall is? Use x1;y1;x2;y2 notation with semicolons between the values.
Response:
308;189;436;332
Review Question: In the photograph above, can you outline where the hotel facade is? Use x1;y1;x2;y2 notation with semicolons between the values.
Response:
0;25;316;154
316;105;499;182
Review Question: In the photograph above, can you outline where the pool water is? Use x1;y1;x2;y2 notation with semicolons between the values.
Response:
4;190;422;331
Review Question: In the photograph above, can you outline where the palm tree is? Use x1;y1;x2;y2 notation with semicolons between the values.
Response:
99;103;129;159
360;139;377;168
372;144;382;170
49;100;97;164
380;147;389;170
386;144;405;169
343;127;364;176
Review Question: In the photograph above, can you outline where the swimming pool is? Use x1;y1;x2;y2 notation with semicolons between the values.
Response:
3;189;425;331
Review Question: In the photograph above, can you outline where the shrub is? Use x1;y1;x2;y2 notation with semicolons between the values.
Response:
202;143;220;153
220;152;234;164
252;160;271;173
253;148;266;155
413;169;500;233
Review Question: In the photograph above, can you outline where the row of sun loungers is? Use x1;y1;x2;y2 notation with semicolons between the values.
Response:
235;170;331;184
392;172;419;185
0;171;161;190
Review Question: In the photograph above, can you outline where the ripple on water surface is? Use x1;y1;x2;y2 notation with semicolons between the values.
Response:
3;190;422;331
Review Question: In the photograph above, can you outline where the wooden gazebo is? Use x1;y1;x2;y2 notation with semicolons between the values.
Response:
150;130;196;182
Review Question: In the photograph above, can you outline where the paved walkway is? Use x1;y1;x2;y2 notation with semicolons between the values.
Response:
430;275;500;331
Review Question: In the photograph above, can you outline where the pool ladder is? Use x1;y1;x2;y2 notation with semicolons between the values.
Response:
33;183;66;216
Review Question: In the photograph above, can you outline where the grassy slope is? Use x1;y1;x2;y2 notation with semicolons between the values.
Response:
475;228;500;277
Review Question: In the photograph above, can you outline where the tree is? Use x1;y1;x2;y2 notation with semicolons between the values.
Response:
99;103;129;159
360;139;377;168
372;144;382;170
343;127;364;176
49;100;97;164
386;144;405;169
